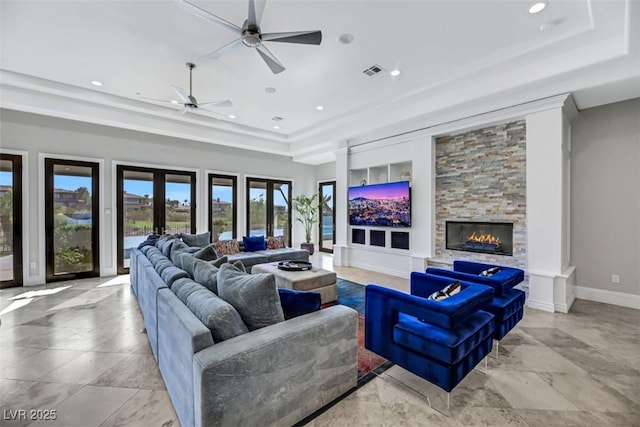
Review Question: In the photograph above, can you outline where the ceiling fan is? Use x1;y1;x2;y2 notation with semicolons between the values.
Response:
178;0;322;74
138;62;232;116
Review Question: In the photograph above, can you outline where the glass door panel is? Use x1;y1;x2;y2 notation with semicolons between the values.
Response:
165;174;193;235
248;180;267;237
45;159;99;282
246;178;292;246
319;181;335;253
210;174;237;242
117;166;196;274
0;154;23;288
122;170;154;269
272;182;290;242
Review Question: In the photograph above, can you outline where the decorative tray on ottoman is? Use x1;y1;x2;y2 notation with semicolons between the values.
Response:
277;261;312;271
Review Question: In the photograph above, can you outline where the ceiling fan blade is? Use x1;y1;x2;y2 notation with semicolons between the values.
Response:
175;106;190;116
255;44;285;74
206;38;243;59
172;85;191;104
199;100;233;108
247;0;265;28
261;30;322;45
177;0;241;33
138;95;173;104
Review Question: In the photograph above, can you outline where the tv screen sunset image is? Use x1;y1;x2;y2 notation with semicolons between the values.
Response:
348;181;411;227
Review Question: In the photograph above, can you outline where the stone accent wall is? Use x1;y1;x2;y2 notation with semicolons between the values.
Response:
434;120;527;269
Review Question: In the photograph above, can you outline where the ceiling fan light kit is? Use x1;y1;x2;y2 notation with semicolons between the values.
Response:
178;0;323;74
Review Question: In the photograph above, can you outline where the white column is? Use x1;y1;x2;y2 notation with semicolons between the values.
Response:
526;96;577;312
410;135;435;272
333;145;349;266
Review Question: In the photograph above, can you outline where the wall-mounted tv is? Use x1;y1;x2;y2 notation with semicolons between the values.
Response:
348;181;411;228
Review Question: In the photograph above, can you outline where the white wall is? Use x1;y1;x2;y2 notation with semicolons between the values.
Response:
1;109;317;284
571;98;640;298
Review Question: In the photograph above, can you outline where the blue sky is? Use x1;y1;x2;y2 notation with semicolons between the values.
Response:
0;171;12;186
55;175;93;195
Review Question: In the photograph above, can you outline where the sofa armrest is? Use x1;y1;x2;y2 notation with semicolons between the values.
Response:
366;282;493;330
192;305;358;427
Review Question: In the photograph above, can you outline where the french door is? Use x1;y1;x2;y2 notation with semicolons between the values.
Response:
117;166;196;274
45;158;100;282
209;174;237;242
246;178;292;246
0;154;23;288
319;181;336;253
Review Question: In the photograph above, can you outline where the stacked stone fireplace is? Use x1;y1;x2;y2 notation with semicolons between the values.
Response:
433;120;527;270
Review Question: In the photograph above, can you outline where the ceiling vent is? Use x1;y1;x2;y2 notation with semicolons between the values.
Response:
271;116;284;121
363;65;384;77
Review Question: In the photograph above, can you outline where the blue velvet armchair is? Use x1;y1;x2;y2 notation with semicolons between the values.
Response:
426;261;526;341
365;272;495;395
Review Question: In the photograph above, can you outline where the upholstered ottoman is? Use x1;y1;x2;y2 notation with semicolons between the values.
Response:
251;262;337;304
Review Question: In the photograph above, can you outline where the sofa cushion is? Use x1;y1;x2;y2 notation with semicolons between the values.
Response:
181;232;211;248
169;240;190;266
192;259;220;294
243;236;267;252
255;248;309;262
193;244;219;261
139;245;158;257
266;235;285;249
214;239;240;255
226;252;269;267
172;278;207;304
217;263;284;331
161;266;190;288
148;250;167;266
184;287;248;342
211;256;228;268
278;288;321;320
155;259;174;276
157;234;178;257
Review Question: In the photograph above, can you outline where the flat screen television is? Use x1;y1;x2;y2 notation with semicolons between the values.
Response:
348;181;411;227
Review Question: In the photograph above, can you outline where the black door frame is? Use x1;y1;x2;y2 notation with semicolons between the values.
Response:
318;181;336;254
0;153;23;288
116;165;196;274
208;173;238;242
245;177;292;247
44;158;100;283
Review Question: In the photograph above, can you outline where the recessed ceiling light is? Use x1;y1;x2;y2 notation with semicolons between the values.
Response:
528;2;548;14
338;33;354;45
316;105;324;111
91;80;103;87
170;100;179;104
390;69;401;77
265;87;276;94
273;125;280;130
228;114;236;119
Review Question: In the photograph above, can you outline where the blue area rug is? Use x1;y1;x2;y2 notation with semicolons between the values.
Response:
336;278;366;315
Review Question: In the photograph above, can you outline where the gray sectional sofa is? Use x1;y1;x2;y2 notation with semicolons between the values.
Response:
130;240;358;427
226;244;309;272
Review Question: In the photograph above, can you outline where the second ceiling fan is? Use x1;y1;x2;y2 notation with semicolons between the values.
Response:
178;0;322;74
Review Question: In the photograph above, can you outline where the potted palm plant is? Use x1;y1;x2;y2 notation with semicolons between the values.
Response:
293;193;329;255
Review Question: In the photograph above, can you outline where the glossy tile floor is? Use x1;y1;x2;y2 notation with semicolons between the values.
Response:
0;253;638;427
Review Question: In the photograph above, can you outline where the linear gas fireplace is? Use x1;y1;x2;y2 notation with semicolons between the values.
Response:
446;221;513;256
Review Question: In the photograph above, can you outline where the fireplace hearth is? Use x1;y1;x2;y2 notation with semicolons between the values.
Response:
446;221;513;256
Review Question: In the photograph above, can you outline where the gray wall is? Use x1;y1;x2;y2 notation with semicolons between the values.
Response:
571;98;640;295
1;109;317;283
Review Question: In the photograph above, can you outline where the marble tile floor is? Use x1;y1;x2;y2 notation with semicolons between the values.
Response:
0;254;637;426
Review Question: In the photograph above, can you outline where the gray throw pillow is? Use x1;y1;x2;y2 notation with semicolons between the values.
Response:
157;234;178;257
192;259;220;294
217;263;284;331
172;278;207;304
181;255;199;278
232;260;246;272
194;244;219;261
170;240;190;265
181;232;211;248
211;256;228;268
185;287;248;342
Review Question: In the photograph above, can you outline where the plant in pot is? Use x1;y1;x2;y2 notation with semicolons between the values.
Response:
292;193;329;255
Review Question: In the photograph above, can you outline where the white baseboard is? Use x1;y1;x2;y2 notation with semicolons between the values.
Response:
526;298;555;313
555;291;576;313
575;286;640;310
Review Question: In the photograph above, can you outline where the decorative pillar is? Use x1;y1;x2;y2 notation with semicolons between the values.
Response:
333;144;349;266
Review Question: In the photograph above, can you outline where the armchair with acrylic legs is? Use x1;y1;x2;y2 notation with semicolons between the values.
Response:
364;272;495;408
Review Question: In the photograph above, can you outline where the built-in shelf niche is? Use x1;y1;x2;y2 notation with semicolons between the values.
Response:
349;161;412;186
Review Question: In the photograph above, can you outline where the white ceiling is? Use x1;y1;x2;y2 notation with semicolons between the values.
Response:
1;0;639;164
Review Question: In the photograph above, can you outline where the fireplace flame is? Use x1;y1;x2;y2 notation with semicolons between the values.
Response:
467;231;501;245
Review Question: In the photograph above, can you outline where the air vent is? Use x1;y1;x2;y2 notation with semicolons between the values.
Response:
271;116;284;121
362;65;384;77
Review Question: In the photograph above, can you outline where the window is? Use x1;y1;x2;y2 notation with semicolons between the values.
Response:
246;178;292;246
209;174;237;242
